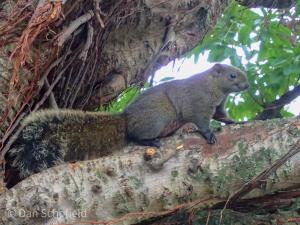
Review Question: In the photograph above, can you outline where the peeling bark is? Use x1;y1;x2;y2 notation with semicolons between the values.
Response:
1;118;300;225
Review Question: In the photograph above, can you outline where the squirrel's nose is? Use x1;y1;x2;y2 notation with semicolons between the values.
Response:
239;83;249;90
244;83;250;89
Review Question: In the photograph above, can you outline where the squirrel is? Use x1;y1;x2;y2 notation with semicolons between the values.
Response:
4;64;249;188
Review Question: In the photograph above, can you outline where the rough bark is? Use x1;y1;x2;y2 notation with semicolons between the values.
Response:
1;118;300;225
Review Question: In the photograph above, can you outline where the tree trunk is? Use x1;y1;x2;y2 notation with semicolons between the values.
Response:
1;118;300;225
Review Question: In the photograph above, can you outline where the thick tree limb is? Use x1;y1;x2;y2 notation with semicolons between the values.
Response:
238;0;296;8
1;118;300;225
256;84;300;120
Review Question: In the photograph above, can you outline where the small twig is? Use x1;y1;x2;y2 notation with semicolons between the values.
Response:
288;218;300;222
60;66;73;105
0;112;27;159
205;210;211;225
0;11;32;36
54;36;76;103
93;0;105;28
61;30;88;107
1;125;24;160
80;51;99;109
39;55;64;87
56;10;94;46
9;0;62;85
69;59;92;108
80;30;103;108
149;73;155;87
219;139;300;224
45;78;58;109
33;52;79;111
73;199;206;225
79;22;94;61
64;58;85;107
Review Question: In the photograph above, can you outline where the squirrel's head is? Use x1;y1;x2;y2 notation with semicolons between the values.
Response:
211;64;249;93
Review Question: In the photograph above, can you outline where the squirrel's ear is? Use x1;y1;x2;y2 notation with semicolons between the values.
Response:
212;63;223;74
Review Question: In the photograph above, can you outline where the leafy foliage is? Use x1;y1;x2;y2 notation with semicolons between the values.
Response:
98;86;141;113
99;77;171;112
187;1;300;121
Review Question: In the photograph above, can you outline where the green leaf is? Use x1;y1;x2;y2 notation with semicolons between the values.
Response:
238;25;252;45
283;65;300;75
281;109;295;118
208;46;226;62
230;54;242;67
272;58;287;67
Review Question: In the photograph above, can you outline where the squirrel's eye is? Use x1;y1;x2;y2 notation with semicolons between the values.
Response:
230;73;237;79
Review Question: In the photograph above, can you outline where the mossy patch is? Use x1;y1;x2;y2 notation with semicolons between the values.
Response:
128;176;143;189
95;170;108;183
171;169;179;180
209;143;282;197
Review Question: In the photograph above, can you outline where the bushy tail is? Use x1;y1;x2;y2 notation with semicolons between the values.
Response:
5;110;126;188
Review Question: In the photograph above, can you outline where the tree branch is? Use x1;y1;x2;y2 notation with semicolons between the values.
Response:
56;10;94;47
237;0;296;9
256;84;300;120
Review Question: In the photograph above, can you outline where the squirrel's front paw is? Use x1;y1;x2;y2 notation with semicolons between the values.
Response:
203;132;217;144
